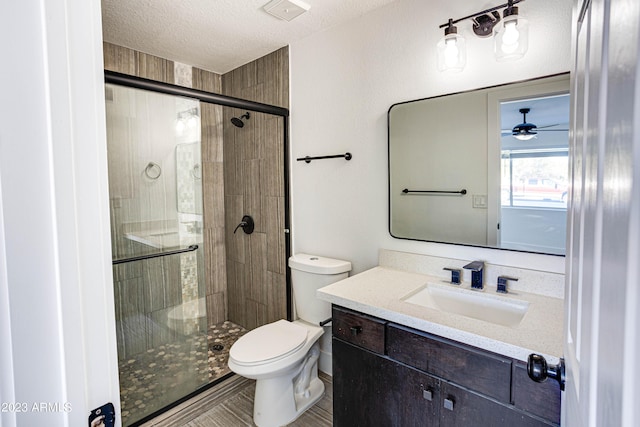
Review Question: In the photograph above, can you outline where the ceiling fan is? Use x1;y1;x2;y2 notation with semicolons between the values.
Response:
503;108;569;140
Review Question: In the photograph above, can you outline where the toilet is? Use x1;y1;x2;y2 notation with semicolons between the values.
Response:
228;253;351;427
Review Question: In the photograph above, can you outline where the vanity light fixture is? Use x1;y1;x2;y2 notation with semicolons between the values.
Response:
437;19;467;72
437;0;528;72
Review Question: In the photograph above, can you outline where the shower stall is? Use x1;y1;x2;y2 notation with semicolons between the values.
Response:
104;72;290;426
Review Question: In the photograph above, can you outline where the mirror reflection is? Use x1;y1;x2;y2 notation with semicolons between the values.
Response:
389;74;569;255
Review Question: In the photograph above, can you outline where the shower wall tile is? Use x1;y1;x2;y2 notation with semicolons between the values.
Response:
265;196;285;275
202;161;225;228
263;117;284;198
223;47;289;330
174;62;192;88
224;195;246;263
245;300;267;332
135;51;174;83
248;233;268;303
200;104;224;163
192;68;222;94
222;116;244;195
113;277;145;322
204;228;226;295
267;271;287;324
206;291;227;325
244;159;263;232
103;42;175;84
222;46;288;109
103;42;135;75
147;308;178;349
227;260;247;325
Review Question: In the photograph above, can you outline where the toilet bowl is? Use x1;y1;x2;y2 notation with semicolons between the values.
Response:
228;253;351;427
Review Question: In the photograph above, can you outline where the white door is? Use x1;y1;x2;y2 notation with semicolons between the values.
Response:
1;1;121;426
564;0;640;425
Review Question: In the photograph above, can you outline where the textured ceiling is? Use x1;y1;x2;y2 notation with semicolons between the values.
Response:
101;0;399;74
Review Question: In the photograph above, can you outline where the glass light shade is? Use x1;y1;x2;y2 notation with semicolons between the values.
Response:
437;33;467;72
494;14;529;61
513;133;537;141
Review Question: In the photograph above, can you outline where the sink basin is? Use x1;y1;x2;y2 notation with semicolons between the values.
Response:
402;283;530;327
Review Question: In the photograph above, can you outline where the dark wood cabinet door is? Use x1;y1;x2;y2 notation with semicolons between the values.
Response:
333;338;439;427
439;382;555;427
512;361;561;425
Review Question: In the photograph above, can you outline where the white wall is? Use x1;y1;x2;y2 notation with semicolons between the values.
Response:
290;0;572;275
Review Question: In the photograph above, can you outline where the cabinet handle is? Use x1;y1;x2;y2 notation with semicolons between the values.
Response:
423;389;433;401
443;397;455;411
350;326;363;336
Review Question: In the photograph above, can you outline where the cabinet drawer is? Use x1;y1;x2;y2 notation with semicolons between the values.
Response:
387;324;512;403
332;306;386;354
440;381;554;427
512;361;561;425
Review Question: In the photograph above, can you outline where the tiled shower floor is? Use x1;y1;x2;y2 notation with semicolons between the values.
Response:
118;321;247;426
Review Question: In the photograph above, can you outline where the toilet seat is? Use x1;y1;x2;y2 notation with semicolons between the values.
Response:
230;320;308;366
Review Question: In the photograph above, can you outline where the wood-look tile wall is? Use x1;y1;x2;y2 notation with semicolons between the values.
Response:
191;68;228;327
222;47;289;330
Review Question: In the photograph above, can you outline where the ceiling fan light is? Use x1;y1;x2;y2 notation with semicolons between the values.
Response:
514;132;537;141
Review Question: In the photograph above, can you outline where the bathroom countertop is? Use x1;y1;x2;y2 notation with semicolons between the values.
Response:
317;266;563;364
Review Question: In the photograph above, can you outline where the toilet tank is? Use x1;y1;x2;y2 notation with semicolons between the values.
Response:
288;253;351;324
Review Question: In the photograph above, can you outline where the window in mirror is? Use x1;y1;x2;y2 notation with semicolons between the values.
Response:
498;93;569;255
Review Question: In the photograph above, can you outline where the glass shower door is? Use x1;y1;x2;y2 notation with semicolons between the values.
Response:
106;83;210;425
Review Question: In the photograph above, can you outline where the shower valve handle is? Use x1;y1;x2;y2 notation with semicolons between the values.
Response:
233;215;255;235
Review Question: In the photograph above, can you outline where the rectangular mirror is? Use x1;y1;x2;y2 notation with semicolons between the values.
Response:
388;73;569;255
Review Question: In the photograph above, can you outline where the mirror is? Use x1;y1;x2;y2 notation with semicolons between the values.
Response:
388;74;570;255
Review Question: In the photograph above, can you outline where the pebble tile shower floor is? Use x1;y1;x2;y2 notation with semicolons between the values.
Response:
118;321;246;426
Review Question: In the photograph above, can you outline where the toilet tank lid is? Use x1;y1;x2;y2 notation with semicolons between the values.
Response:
288;253;352;274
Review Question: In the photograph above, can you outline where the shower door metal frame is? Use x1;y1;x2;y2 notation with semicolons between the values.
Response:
105;70;293;424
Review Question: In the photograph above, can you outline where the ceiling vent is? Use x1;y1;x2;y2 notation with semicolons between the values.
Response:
263;0;311;21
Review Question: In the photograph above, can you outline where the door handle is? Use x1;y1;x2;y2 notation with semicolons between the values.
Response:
527;353;566;391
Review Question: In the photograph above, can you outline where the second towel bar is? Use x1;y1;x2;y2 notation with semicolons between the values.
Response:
402;188;467;195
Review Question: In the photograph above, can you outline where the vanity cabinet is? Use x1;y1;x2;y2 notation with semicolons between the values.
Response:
332;306;560;427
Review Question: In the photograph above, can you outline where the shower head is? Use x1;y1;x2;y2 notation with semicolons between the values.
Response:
231;112;251;128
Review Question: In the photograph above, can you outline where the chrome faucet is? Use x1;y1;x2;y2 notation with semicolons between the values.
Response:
463;261;485;290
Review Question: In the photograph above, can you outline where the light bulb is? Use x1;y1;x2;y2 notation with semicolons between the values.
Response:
187;114;199;129
444;38;459;67
501;21;520;53
175;119;185;136
437;30;466;72
494;13;528;61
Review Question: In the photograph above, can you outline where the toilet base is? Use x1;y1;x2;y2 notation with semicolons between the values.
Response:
252;346;324;427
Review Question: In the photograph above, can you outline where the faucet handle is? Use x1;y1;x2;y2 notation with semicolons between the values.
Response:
497;275;518;293
443;267;462;285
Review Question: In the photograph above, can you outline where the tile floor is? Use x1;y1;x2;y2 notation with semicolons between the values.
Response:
119;320;246;426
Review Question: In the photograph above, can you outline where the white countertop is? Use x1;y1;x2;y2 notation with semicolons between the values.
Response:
317;266;563;364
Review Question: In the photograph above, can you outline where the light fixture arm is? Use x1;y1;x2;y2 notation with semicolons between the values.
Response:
438;0;525;30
